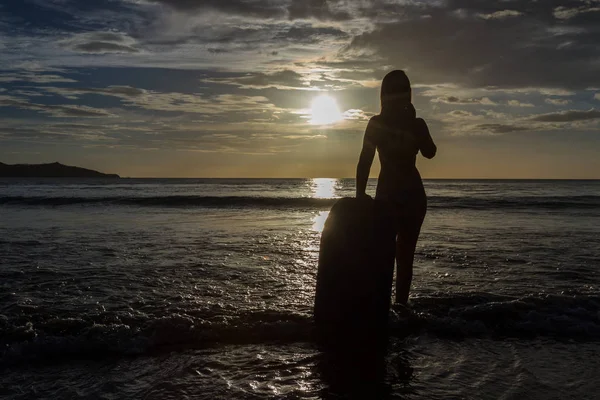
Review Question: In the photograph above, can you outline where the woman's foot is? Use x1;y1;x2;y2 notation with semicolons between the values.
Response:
392;302;411;316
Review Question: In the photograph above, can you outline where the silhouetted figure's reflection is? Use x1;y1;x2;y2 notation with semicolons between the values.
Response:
317;346;389;399
316;343;414;399
356;70;437;305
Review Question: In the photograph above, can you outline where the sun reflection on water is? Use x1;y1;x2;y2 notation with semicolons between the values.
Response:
312;211;329;233
308;179;337;233
309;178;338;199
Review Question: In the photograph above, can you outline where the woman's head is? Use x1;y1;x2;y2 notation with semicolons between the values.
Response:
380;70;412;111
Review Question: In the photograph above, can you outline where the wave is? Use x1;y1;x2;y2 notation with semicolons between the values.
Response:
1;195;599;210
2;293;599;366
429;195;600;210
0;195;336;209
405;292;600;339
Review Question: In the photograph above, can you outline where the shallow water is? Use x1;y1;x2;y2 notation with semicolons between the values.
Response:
1;178;599;399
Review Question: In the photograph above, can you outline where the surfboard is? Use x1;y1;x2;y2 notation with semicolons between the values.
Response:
314;197;396;352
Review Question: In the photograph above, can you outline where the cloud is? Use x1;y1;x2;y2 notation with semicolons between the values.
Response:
288;0;352;21
477;10;523;20
431;108;524;136
342;109;370;121
146;0;287;18
499;88;577;97
207;48;230;54
41;85;282;119
545;98;572;105
148;0;353;21
202;70;308;89
281;134;326;140
446;110;476;119
275;25;349;43
474;123;530;134
0;96;114;118
553;5;600;20
347;1;600;89
507;100;534;107
43;85;146;99
87;32;128;42
1;0;599;179
531;109;600;122
431;96;496;105
11;90;48;97
0;73;76;83
73;42;139;54
0;126;78;142
62;32;140;54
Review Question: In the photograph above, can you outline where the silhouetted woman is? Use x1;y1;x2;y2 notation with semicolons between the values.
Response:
356;70;436;305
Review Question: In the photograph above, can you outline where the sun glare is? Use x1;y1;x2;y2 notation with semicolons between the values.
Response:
310;178;338;199
310;95;343;125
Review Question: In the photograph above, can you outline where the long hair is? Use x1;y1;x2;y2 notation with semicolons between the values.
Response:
380;70;415;120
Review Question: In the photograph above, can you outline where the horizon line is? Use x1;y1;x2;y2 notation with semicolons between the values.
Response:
112;177;600;180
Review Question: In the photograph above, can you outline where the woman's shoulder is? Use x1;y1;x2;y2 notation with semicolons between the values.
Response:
367;114;389;129
368;114;382;124
414;116;426;125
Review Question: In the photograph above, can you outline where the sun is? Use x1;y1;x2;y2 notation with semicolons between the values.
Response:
310;94;343;125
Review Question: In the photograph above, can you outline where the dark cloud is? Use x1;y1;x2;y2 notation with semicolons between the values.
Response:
313;59;386;70
45;86;146;98
203;70;306;88
0;72;76;83
144;21;344;50
477;10;523;20
0;0;147;39
0;97;114;118
347;0;600;89
475;123;530;134
531;109;600;122
545;98;572;106
275;25;348;43
445;0;589;20
333;70;379;81
288;0;351;21
96;85;145;97
0;126;75;142
148;0;287;18
138;18;350;50
73;41;139;53
553;4;600;20
88;32;127;42
432;96;496;105
142;26;268;47
207;48;230;54
149;0;353;20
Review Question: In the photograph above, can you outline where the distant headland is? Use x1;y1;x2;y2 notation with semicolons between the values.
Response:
0;162;120;178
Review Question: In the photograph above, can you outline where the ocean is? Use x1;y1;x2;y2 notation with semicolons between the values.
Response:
1;178;599;399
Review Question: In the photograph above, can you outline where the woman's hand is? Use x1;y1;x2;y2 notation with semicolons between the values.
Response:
356;119;377;199
356;192;372;200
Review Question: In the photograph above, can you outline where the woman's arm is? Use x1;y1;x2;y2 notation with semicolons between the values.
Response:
415;118;436;159
356;120;376;198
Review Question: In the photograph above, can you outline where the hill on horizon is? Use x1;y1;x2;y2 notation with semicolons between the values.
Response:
0;162;120;178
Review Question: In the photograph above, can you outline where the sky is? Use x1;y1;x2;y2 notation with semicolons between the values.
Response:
0;0;599;178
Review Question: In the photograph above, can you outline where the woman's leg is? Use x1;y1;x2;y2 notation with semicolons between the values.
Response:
394;205;425;305
394;233;418;305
